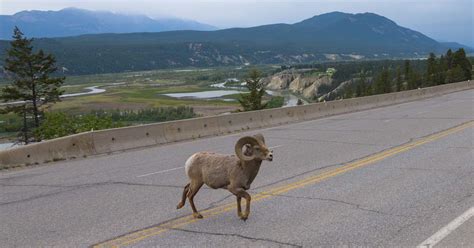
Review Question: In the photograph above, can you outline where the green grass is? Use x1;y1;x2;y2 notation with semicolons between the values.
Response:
56;65;275;87
43;66;271;113
0;132;15;139
51;84;240;113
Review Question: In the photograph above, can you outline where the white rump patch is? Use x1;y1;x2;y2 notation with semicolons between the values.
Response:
185;153;197;177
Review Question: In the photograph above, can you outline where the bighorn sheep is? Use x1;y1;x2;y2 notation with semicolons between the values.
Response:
176;134;273;220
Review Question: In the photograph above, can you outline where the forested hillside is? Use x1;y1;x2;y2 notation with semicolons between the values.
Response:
1;12;468;75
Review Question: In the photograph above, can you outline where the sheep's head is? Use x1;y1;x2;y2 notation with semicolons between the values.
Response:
235;134;273;162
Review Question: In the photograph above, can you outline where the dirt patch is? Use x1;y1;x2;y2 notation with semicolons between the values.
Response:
193;105;240;116
80;102;151;111
78;102;238;116
56;97;240;117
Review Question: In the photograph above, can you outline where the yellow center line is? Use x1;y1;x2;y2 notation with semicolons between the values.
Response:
93;120;474;248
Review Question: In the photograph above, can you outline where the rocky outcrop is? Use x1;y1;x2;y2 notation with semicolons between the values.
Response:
265;70;298;90
264;69;333;99
316;79;353;101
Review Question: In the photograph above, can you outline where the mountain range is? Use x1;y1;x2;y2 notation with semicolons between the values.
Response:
0;8;216;39
0;10;471;75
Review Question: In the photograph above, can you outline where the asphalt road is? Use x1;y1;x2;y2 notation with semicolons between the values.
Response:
1;89;473;247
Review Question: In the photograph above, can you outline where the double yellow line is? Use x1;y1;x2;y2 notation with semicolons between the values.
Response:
94;120;473;248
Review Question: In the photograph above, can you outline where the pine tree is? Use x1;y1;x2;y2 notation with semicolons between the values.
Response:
437;55;447;85
426;53;437;87
404;60;411;78
450;65;466;82
408;70;421;90
366;85;372;96
355;70;367;97
452;48;472;80
238;69;267;111
374;68;390;94
0;27;64;144
403;60;411;89
395;66;403;92
343;83;354;99
446;49;453;69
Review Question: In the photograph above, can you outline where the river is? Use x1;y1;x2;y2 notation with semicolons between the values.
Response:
0;86;106;107
209;79;302;107
163;90;241;100
0;142;17;151
61;86;106;98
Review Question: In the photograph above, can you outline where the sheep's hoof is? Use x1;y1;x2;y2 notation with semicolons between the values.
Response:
176;202;184;209
240;215;248;221
193;213;203;219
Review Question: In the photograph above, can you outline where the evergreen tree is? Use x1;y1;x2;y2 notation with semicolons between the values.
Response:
374;68;390;94
452;48;472;80
450;65;466;83
343;83;355;99
426;53;437;87
403;60;412;89
404;60;411;78
366;84;373;96
0;27;64;143
355;70;368;97
437;55;447;85
408;70;421;90
446;49;453;69
238;69;267;111
395;66;403;91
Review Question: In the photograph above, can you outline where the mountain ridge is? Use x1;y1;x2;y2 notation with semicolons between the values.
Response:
0;8;217;39
0;11;470;75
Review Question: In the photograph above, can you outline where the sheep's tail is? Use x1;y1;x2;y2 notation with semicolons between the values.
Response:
184;153;197;178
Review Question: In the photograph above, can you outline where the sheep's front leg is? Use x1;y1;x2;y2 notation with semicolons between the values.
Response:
230;188;251;220
242;192;251;220
236;196;243;218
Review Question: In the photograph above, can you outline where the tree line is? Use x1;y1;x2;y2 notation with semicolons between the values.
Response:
35;106;197;140
342;49;471;99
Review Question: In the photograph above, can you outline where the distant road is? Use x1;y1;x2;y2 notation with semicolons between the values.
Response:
0;89;473;247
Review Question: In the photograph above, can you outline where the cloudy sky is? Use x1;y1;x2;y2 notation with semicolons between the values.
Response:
1;0;472;46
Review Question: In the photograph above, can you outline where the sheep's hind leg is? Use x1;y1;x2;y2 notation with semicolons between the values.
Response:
230;188;251;220
176;183;190;209
188;182;204;218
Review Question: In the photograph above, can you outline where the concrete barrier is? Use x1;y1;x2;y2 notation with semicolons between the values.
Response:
92;123;168;154
0;80;472;168
0;132;94;166
162;116;220;141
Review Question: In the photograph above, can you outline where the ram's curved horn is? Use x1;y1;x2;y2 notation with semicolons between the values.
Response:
235;136;259;161
253;133;266;146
